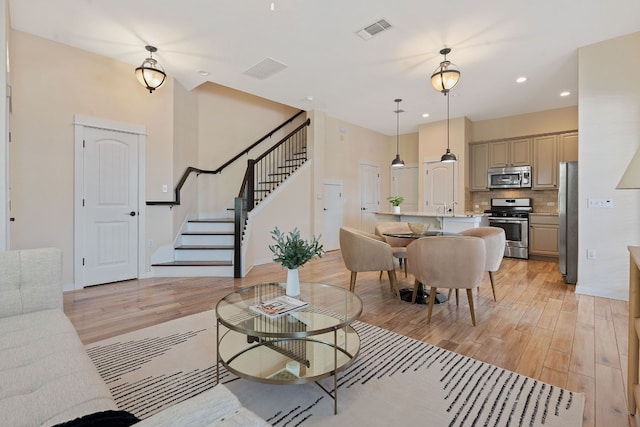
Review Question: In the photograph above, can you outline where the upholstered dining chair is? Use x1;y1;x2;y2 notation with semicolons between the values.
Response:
459;226;506;301
374;222;412;277
339;227;401;302
407;236;486;326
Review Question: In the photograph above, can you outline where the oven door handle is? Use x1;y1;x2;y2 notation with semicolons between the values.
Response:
489;219;527;223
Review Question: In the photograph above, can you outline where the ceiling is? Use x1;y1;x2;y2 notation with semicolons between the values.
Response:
8;0;640;136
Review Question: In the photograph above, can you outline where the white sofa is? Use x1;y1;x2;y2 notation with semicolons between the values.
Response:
0;248;269;427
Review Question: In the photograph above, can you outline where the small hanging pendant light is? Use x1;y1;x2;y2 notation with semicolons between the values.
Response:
135;45;166;93
391;98;405;168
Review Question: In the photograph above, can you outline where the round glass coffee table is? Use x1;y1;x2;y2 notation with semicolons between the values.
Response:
215;282;363;414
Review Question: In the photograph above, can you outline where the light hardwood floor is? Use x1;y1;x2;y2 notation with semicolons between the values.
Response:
64;250;635;427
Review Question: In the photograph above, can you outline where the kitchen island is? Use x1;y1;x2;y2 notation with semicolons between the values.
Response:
375;211;488;233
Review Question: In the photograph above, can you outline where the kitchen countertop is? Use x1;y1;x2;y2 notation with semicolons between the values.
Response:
376;211;487;218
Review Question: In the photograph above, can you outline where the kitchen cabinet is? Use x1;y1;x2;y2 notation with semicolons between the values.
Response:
469;131;577;192
529;215;559;257
488;138;531;168
532;132;579;189
469;143;489;191
558;132;578;162
532;135;558;189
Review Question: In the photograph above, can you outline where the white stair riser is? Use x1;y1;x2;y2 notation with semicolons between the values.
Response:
187;222;234;233
151;265;234;277
180;234;235;245
175;249;233;261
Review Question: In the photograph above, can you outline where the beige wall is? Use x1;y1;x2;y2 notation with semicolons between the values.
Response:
578;31;640;300
322;115;391;230
471;107;578;142
9;30;175;285
194;83;300;217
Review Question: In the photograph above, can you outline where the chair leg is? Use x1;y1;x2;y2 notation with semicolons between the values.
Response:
349;272;357;293
489;271;497;301
387;270;401;302
426;287;437;324
404;258;408;278
466;289;477;326
412;279;420;303
379;271;383;280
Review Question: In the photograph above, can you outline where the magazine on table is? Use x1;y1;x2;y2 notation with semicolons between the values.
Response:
250;295;309;318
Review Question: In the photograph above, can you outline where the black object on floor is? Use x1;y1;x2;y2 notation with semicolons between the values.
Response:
399;283;447;305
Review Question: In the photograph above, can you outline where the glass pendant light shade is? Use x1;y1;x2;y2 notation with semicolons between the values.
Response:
135;45;166;93
431;48;460;94
391;98;405;168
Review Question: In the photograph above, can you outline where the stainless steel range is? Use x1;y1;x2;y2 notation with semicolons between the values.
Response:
484;198;532;259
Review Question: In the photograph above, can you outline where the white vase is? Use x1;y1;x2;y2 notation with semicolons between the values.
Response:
286;268;300;296
393;205;401;214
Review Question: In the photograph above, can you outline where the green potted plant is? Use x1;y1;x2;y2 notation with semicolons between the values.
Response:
269;227;324;296
387;195;404;214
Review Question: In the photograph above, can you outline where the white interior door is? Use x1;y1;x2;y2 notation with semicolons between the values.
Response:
391;165;418;212
424;161;456;214
322;182;343;250
76;124;142;287
359;163;380;233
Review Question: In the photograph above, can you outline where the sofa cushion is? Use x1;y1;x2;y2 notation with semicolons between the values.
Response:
0;309;117;427
0;248;63;318
134;384;270;427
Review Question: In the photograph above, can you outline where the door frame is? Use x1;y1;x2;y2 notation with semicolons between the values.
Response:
73;115;147;289
322;179;343;251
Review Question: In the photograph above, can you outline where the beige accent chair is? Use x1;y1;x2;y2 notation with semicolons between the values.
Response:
407;236;486;326
375;222;412;277
339;227;401;302
460;226;506;301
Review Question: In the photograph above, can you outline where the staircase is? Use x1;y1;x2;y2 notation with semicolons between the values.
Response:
148;115;311;278
151;218;235;277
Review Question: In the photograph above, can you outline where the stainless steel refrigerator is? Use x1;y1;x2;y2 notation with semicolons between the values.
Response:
558;161;578;284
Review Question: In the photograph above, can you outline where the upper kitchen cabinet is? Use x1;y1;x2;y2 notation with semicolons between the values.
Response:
488;138;531;168
532;132;579;190
558;132;578;162
469;143;489;191
532;135;558;189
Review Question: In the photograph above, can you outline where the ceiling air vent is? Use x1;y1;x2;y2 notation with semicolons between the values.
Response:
356;19;392;40
243;58;288;80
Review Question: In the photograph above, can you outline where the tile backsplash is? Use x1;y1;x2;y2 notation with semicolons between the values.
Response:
466;189;558;214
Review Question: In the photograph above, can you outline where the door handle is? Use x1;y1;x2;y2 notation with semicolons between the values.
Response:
361;207;366;211
128;211;136;217
323;208;328;211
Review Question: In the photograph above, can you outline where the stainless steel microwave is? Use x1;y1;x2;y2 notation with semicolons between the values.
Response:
487;166;532;189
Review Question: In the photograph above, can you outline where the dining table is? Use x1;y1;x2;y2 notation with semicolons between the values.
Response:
383;230;461;305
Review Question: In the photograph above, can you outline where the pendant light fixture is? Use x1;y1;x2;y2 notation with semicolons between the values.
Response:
431;48;460;162
431;47;460;94
391;98;405;168
135;45;166;93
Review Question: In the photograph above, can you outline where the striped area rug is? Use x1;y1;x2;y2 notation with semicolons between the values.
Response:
86;310;584;427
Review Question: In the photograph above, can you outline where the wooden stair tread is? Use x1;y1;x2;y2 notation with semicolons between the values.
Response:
188;218;233;223
152;260;232;267
181;232;234;236
176;245;234;250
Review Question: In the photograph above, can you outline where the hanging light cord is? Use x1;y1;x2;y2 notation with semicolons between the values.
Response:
446;92;450;151
396;100;400;154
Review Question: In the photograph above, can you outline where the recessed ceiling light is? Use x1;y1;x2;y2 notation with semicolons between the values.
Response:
422;113;430;118
516;76;527;83
198;70;210;76
560;91;571;97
